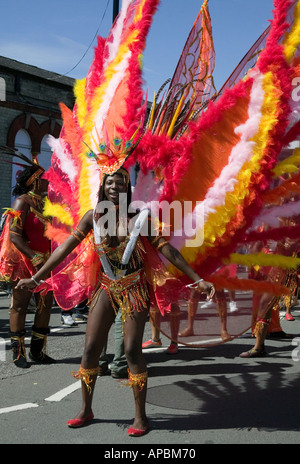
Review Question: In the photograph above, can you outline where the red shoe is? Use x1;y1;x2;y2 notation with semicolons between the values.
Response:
165;343;178;354
67;412;94;428
128;425;149;437
285;313;295;321
142;339;162;349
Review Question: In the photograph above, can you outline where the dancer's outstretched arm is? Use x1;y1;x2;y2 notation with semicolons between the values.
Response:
16;210;93;290
151;236;215;298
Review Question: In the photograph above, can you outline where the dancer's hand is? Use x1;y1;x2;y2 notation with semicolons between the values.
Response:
197;280;215;299
15;278;37;290
187;279;215;299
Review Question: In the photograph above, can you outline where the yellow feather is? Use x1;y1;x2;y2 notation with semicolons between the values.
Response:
227;252;300;270
74;78;87;128
167;92;185;138
272;148;300;176
148;93;156;130
43;198;74;226
283;0;300;62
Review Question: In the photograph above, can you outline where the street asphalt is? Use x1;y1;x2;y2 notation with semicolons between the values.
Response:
1;289;300;449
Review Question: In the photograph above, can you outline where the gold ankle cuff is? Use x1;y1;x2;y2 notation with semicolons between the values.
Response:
72;366;99;393
126;370;148;391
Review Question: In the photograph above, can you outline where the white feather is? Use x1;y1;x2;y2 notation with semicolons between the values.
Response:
47;135;77;184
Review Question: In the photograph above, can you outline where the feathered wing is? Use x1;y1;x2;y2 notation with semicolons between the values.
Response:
172;0;300;284
136;0;300;283
41;0;161;309
131;0;300;346
132;0;217;204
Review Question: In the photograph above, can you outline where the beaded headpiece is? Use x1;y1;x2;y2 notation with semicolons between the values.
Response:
0;146;45;187
83;122;143;178
25;165;45;187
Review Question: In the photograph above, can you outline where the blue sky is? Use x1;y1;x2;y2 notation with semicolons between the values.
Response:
0;0;274;96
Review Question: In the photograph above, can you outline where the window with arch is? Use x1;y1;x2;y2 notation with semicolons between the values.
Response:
38;134;52;171
12;129;32;199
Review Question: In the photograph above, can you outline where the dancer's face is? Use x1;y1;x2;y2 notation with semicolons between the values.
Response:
32;177;49;196
103;173;128;204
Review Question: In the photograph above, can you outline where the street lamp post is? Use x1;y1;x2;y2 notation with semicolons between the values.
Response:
113;0;120;22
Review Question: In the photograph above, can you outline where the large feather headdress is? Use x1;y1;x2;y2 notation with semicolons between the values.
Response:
44;0;160;228
36;0;300;345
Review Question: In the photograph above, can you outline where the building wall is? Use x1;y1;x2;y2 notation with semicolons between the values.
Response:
0;56;74;211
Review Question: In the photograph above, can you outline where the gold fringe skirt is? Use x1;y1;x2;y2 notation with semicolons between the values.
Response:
89;269;149;326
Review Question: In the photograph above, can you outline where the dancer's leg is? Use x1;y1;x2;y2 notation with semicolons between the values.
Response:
71;290;115;420
178;298;198;337
149;307;161;341
124;306;149;431
240;293;273;357
216;290;231;341
10;284;32;367
10;284;32;332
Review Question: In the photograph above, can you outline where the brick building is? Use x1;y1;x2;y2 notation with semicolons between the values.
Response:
0;56;74;211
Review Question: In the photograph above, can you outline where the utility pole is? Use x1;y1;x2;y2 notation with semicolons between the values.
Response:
113;0;119;22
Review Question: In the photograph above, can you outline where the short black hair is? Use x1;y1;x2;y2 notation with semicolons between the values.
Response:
12;165;41;196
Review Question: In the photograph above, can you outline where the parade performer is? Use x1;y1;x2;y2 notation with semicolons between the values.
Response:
13;0;300;434
0;150;54;368
16;167;214;435
15;0;214;437
240;219;300;358
240;237;294;358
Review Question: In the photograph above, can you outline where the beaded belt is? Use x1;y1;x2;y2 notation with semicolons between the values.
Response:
100;269;145;295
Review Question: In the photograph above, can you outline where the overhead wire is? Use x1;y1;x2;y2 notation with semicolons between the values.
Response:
48;0;111;81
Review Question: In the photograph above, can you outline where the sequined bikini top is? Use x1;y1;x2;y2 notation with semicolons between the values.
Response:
93;208;149;280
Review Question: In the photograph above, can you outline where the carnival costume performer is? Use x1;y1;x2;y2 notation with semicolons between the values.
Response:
14;0;300;433
20;0;300;349
15;1;215;437
240;232;297;358
16;167;214;436
0;149;54;368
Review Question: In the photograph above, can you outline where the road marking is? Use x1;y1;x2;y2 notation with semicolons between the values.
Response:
1;304;299;415
45;381;81;402
0;403;39;415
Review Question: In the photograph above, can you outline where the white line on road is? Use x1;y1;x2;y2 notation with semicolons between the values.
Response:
45;381;81;402
0;403;39;415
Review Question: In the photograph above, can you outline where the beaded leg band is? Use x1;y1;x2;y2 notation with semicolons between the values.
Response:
30;326;50;356
29;326;56;364
10;330;27;368
72;366;100;393
253;318;270;338
125;370;148;391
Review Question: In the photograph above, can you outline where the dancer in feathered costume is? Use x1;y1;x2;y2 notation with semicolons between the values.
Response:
34;0;300;345
15;0;300;432
16;0;214;436
0;149;55;367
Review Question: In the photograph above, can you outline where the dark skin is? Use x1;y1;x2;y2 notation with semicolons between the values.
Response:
10;178;52;333
10;178;49;260
16;172;215;432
